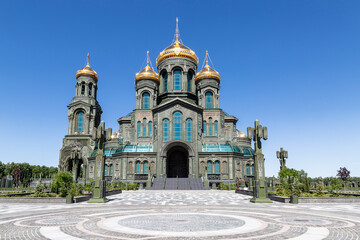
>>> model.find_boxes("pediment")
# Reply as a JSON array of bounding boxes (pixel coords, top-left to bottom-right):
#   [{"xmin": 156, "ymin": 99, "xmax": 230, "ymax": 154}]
[{"xmin": 153, "ymin": 97, "xmax": 203, "ymax": 114}]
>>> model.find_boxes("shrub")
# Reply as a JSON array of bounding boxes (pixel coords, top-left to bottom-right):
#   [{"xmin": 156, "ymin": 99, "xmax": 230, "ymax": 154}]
[
  {"xmin": 51, "ymin": 171, "xmax": 73, "ymax": 197},
  {"xmin": 68, "ymin": 183, "xmax": 84, "ymax": 196},
  {"xmin": 314, "ymin": 182, "xmax": 326, "ymax": 197}
]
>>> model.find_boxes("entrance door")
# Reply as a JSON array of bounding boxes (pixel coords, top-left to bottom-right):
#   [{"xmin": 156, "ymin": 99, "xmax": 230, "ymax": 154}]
[{"xmin": 167, "ymin": 147, "xmax": 189, "ymax": 178}]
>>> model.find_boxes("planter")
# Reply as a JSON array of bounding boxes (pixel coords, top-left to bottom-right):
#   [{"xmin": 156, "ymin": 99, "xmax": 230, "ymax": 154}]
[{"xmin": 290, "ymin": 195, "xmax": 298, "ymax": 204}]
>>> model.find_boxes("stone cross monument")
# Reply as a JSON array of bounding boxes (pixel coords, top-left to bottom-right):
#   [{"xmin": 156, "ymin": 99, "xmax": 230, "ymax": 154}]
[
  {"xmin": 88, "ymin": 121, "xmax": 112, "ymax": 203},
  {"xmin": 276, "ymin": 147, "xmax": 288, "ymax": 171},
  {"xmin": 247, "ymin": 120, "xmax": 272, "ymax": 203}
]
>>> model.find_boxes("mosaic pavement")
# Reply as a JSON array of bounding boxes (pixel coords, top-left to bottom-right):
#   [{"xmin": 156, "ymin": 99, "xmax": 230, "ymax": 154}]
[{"xmin": 0, "ymin": 190, "xmax": 360, "ymax": 239}]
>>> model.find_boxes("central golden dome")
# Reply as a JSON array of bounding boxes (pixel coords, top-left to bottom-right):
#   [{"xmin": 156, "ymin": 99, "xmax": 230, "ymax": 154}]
[{"xmin": 156, "ymin": 18, "xmax": 198, "ymax": 66}]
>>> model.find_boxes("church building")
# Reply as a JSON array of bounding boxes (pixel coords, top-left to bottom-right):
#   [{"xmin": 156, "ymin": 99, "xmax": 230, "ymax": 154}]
[{"xmin": 59, "ymin": 19, "xmax": 255, "ymax": 186}]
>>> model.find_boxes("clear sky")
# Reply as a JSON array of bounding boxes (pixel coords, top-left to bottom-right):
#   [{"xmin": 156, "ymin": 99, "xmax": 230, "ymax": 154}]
[{"xmin": 0, "ymin": 1, "xmax": 359, "ymax": 178}]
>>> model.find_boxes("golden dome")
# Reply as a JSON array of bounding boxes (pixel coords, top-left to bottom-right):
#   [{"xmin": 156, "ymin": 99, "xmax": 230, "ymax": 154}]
[
  {"xmin": 76, "ymin": 53, "xmax": 98, "ymax": 80},
  {"xmin": 156, "ymin": 18, "xmax": 198, "ymax": 66},
  {"xmin": 135, "ymin": 51, "xmax": 160, "ymax": 82},
  {"xmin": 236, "ymin": 130, "xmax": 247, "ymax": 138},
  {"xmin": 195, "ymin": 51, "xmax": 220, "ymax": 82}
]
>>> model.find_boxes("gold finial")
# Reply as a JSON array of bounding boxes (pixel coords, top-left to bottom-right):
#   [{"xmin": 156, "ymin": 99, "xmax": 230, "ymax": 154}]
[
  {"xmin": 146, "ymin": 51, "xmax": 150, "ymax": 65},
  {"xmin": 87, "ymin": 53, "xmax": 90, "ymax": 66},
  {"xmin": 205, "ymin": 50, "xmax": 209, "ymax": 65},
  {"xmin": 175, "ymin": 17, "xmax": 179, "ymax": 41}
]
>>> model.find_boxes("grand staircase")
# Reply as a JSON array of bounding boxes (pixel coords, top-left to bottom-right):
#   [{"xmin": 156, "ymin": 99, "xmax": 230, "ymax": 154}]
[{"xmin": 147, "ymin": 178, "xmax": 209, "ymax": 190}]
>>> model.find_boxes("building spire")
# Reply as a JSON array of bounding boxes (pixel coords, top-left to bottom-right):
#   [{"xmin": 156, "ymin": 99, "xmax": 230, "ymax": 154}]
[
  {"xmin": 146, "ymin": 51, "xmax": 150, "ymax": 66},
  {"xmin": 205, "ymin": 50, "xmax": 209, "ymax": 65},
  {"xmin": 175, "ymin": 17, "xmax": 179, "ymax": 42},
  {"xmin": 87, "ymin": 53, "xmax": 90, "ymax": 66}
]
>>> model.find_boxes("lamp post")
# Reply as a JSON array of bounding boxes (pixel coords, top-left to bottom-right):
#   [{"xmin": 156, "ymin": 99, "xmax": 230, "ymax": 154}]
[
  {"xmin": 247, "ymin": 120, "xmax": 272, "ymax": 203},
  {"xmin": 276, "ymin": 147, "xmax": 288, "ymax": 171},
  {"xmin": 88, "ymin": 121, "xmax": 112, "ymax": 203}
]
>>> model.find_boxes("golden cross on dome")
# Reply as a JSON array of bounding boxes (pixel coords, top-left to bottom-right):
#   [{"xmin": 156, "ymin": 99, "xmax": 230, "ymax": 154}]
[
  {"xmin": 175, "ymin": 17, "xmax": 179, "ymax": 41},
  {"xmin": 87, "ymin": 53, "xmax": 90, "ymax": 66},
  {"xmin": 205, "ymin": 50, "xmax": 209, "ymax": 65},
  {"xmin": 146, "ymin": 51, "xmax": 150, "ymax": 65}
]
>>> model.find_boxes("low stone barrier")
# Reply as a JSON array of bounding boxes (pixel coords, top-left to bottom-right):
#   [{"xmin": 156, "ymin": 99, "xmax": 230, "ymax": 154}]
[
  {"xmin": 235, "ymin": 189, "xmax": 360, "ymax": 203},
  {"xmin": 0, "ymin": 189, "xmax": 122, "ymax": 204}
]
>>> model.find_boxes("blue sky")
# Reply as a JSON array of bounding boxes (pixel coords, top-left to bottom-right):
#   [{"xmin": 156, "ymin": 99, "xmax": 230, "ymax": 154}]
[{"xmin": 0, "ymin": 1, "xmax": 359, "ymax": 177}]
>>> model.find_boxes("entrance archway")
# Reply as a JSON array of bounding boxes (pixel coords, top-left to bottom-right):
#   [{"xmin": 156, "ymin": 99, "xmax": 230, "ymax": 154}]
[{"xmin": 167, "ymin": 146, "xmax": 189, "ymax": 178}]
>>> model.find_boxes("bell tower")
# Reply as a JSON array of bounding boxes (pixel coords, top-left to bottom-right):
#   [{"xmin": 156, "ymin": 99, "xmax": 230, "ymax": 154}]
[{"xmin": 59, "ymin": 54, "xmax": 102, "ymax": 175}]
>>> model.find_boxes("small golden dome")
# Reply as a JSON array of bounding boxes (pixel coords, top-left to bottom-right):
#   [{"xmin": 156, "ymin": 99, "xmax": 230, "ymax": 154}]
[
  {"xmin": 135, "ymin": 51, "xmax": 160, "ymax": 82},
  {"xmin": 237, "ymin": 130, "xmax": 247, "ymax": 138},
  {"xmin": 156, "ymin": 18, "xmax": 198, "ymax": 66},
  {"xmin": 195, "ymin": 51, "xmax": 220, "ymax": 82},
  {"xmin": 76, "ymin": 53, "xmax": 98, "ymax": 80}
]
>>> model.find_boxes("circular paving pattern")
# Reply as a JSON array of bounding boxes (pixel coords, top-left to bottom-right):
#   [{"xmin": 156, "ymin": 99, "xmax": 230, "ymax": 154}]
[{"xmin": 0, "ymin": 191, "xmax": 360, "ymax": 239}]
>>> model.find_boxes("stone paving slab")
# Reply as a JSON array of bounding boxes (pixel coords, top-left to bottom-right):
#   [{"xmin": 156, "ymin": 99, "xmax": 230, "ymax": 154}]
[{"xmin": 0, "ymin": 190, "xmax": 359, "ymax": 239}]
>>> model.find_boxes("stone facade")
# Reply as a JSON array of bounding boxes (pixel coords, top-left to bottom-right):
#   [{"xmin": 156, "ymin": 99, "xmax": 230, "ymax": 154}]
[{"xmin": 59, "ymin": 23, "xmax": 255, "ymax": 183}]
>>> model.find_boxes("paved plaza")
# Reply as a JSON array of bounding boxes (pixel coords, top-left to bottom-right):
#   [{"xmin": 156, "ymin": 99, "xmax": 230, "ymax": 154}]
[{"xmin": 0, "ymin": 191, "xmax": 360, "ymax": 239}]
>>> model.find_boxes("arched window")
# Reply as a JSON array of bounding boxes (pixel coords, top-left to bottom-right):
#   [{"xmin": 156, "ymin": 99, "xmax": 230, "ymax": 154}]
[
  {"xmin": 136, "ymin": 161, "xmax": 141, "ymax": 174},
  {"xmin": 142, "ymin": 92, "xmax": 150, "ymax": 109},
  {"xmin": 149, "ymin": 121, "xmax": 152, "ymax": 137},
  {"xmin": 207, "ymin": 161, "xmax": 212, "ymax": 174},
  {"xmin": 173, "ymin": 111, "xmax": 182, "ymax": 140},
  {"xmin": 246, "ymin": 164, "xmax": 250, "ymax": 175},
  {"xmin": 163, "ymin": 72, "xmax": 168, "ymax": 92},
  {"xmin": 203, "ymin": 121, "xmax": 207, "ymax": 136},
  {"xmin": 251, "ymin": 165, "xmax": 255, "ymax": 175},
  {"xmin": 187, "ymin": 72, "xmax": 192, "ymax": 91},
  {"xmin": 137, "ymin": 121, "xmax": 141, "ymax": 137},
  {"xmin": 89, "ymin": 83, "xmax": 92, "ymax": 96},
  {"xmin": 143, "ymin": 118, "xmax": 147, "ymax": 137},
  {"xmin": 81, "ymin": 82, "xmax": 85, "ymax": 95},
  {"xmin": 215, "ymin": 161, "xmax": 220, "ymax": 174},
  {"xmin": 144, "ymin": 161, "xmax": 148, "ymax": 174},
  {"xmin": 104, "ymin": 165, "xmax": 108, "ymax": 176},
  {"xmin": 163, "ymin": 119, "xmax": 169, "ymax": 142},
  {"xmin": 209, "ymin": 118, "xmax": 213, "ymax": 136},
  {"xmin": 205, "ymin": 92, "xmax": 213, "ymax": 108},
  {"xmin": 110, "ymin": 164, "xmax": 113, "ymax": 176},
  {"xmin": 214, "ymin": 120, "xmax": 218, "ymax": 136},
  {"xmin": 173, "ymin": 70, "xmax": 182, "ymax": 90},
  {"xmin": 186, "ymin": 118, "xmax": 192, "ymax": 141},
  {"xmin": 77, "ymin": 112, "xmax": 84, "ymax": 132}
]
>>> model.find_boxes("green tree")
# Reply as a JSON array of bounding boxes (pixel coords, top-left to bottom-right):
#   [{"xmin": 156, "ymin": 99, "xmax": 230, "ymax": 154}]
[{"xmin": 51, "ymin": 171, "xmax": 73, "ymax": 197}]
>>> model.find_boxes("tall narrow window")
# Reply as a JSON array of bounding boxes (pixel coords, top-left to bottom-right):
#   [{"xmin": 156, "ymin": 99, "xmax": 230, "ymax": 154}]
[
  {"xmin": 104, "ymin": 165, "xmax": 108, "ymax": 176},
  {"xmin": 149, "ymin": 121, "xmax": 152, "ymax": 136},
  {"xmin": 215, "ymin": 161, "xmax": 220, "ymax": 174},
  {"xmin": 142, "ymin": 92, "xmax": 150, "ymax": 109},
  {"xmin": 207, "ymin": 161, "xmax": 212, "ymax": 174},
  {"xmin": 246, "ymin": 164, "xmax": 250, "ymax": 175},
  {"xmin": 173, "ymin": 111, "xmax": 182, "ymax": 140},
  {"xmin": 110, "ymin": 165, "xmax": 113, "ymax": 176},
  {"xmin": 143, "ymin": 118, "xmax": 147, "ymax": 137},
  {"xmin": 209, "ymin": 118, "xmax": 213, "ymax": 136},
  {"xmin": 205, "ymin": 92, "xmax": 213, "ymax": 108},
  {"xmin": 77, "ymin": 112, "xmax": 84, "ymax": 132},
  {"xmin": 137, "ymin": 121, "xmax": 141, "ymax": 137},
  {"xmin": 187, "ymin": 72, "xmax": 192, "ymax": 91},
  {"xmin": 251, "ymin": 165, "xmax": 255, "ymax": 175},
  {"xmin": 144, "ymin": 161, "xmax": 148, "ymax": 174},
  {"xmin": 89, "ymin": 83, "xmax": 92, "ymax": 96},
  {"xmin": 203, "ymin": 121, "xmax": 207, "ymax": 136},
  {"xmin": 214, "ymin": 120, "xmax": 218, "ymax": 136},
  {"xmin": 186, "ymin": 118, "xmax": 192, "ymax": 141},
  {"xmin": 136, "ymin": 161, "xmax": 140, "ymax": 174},
  {"xmin": 163, "ymin": 72, "xmax": 168, "ymax": 92},
  {"xmin": 163, "ymin": 119, "xmax": 169, "ymax": 142},
  {"xmin": 173, "ymin": 70, "xmax": 182, "ymax": 90},
  {"xmin": 81, "ymin": 82, "xmax": 85, "ymax": 95}
]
